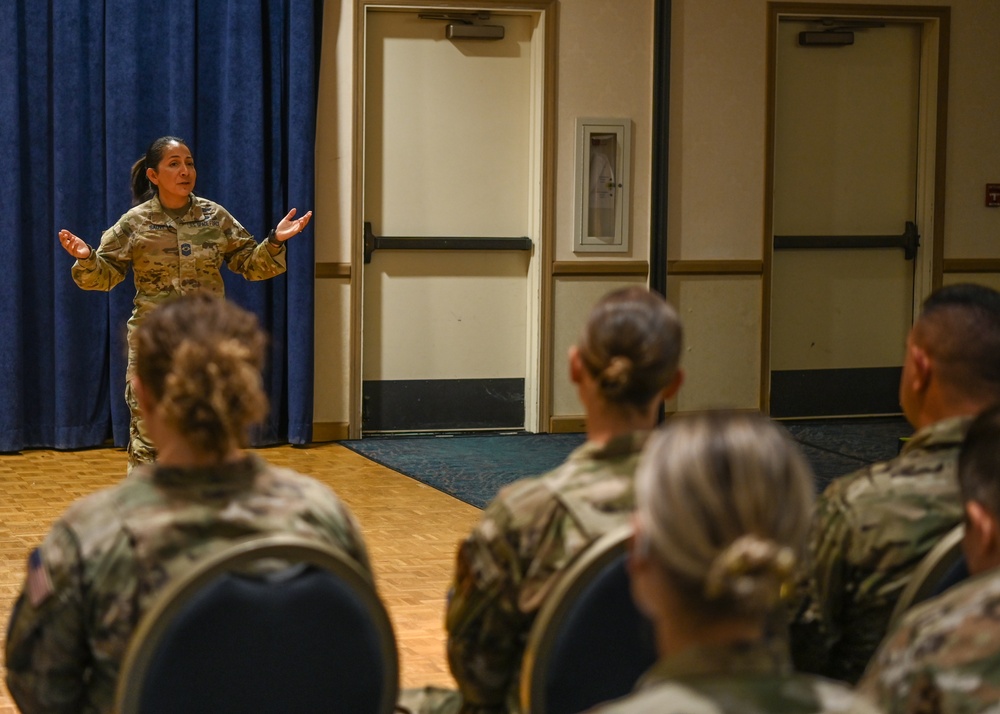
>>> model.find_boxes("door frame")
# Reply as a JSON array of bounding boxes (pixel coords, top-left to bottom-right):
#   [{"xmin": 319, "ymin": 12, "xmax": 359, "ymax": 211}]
[
  {"xmin": 349, "ymin": 0, "xmax": 557, "ymax": 438},
  {"xmin": 761, "ymin": 2, "xmax": 950, "ymax": 414}
]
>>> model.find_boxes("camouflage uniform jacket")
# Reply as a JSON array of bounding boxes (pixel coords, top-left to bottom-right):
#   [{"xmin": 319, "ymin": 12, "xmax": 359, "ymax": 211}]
[
  {"xmin": 71, "ymin": 194, "xmax": 286, "ymax": 348},
  {"xmin": 860, "ymin": 566, "xmax": 1000, "ymax": 712},
  {"xmin": 445, "ymin": 431, "xmax": 647, "ymax": 714},
  {"xmin": 4, "ymin": 453, "xmax": 370, "ymax": 714},
  {"xmin": 789, "ymin": 415, "xmax": 970, "ymax": 684},
  {"xmin": 583, "ymin": 640, "xmax": 881, "ymax": 714}
]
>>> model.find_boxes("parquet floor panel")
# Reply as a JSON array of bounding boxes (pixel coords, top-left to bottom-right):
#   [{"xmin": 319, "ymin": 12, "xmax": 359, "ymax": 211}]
[{"xmin": 0, "ymin": 443, "xmax": 481, "ymax": 712}]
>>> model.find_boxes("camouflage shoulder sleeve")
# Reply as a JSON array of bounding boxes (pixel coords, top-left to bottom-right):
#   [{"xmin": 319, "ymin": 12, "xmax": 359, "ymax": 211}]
[
  {"xmin": 857, "ymin": 621, "xmax": 916, "ymax": 714},
  {"xmin": 70, "ymin": 216, "xmax": 132, "ymax": 291},
  {"xmin": 445, "ymin": 480, "xmax": 551, "ymax": 711},
  {"xmin": 789, "ymin": 471, "xmax": 860, "ymax": 675},
  {"xmin": 859, "ymin": 573, "xmax": 1000, "ymax": 713},
  {"xmin": 5, "ymin": 522, "xmax": 89, "ymax": 714},
  {"xmin": 258, "ymin": 464, "xmax": 373, "ymax": 576},
  {"xmin": 216, "ymin": 205, "xmax": 287, "ymax": 280}
]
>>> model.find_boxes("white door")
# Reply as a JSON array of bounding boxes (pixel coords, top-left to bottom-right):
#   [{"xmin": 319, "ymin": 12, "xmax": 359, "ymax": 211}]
[
  {"xmin": 770, "ymin": 19, "xmax": 921, "ymax": 418},
  {"xmin": 361, "ymin": 10, "xmax": 538, "ymax": 433}
]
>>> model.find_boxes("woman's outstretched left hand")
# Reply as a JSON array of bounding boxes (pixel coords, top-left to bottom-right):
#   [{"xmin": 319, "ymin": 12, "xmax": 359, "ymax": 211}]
[{"xmin": 274, "ymin": 208, "xmax": 313, "ymax": 243}]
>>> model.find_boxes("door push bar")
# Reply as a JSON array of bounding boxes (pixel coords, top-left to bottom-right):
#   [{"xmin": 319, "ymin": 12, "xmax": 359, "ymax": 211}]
[
  {"xmin": 364, "ymin": 222, "xmax": 532, "ymax": 264},
  {"xmin": 774, "ymin": 221, "xmax": 920, "ymax": 260}
]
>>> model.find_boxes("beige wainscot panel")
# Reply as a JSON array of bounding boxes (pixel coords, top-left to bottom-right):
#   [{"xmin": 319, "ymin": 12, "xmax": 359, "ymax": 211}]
[
  {"xmin": 943, "ymin": 272, "xmax": 1000, "ymax": 292},
  {"xmin": 362, "ymin": 251, "xmax": 529, "ymax": 381},
  {"xmin": 667, "ymin": 275, "xmax": 761, "ymax": 412},
  {"xmin": 550, "ymin": 275, "xmax": 648, "ymax": 421},
  {"xmin": 313, "ymin": 278, "xmax": 352, "ymax": 441}
]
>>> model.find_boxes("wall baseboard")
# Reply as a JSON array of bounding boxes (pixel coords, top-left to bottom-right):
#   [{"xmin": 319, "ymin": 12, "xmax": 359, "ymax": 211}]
[
  {"xmin": 311, "ymin": 422, "xmax": 351, "ymax": 442},
  {"xmin": 363, "ymin": 379, "xmax": 525, "ymax": 432},
  {"xmin": 770, "ymin": 367, "xmax": 902, "ymax": 418},
  {"xmin": 549, "ymin": 415, "xmax": 586, "ymax": 433}
]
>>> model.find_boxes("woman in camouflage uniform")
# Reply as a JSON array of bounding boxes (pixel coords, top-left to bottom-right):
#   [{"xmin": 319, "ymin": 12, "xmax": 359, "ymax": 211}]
[
  {"xmin": 5, "ymin": 292, "xmax": 370, "ymax": 714},
  {"xmin": 400, "ymin": 286, "xmax": 685, "ymax": 714},
  {"xmin": 585, "ymin": 411, "xmax": 878, "ymax": 714},
  {"xmin": 56, "ymin": 135, "xmax": 312, "ymax": 468}
]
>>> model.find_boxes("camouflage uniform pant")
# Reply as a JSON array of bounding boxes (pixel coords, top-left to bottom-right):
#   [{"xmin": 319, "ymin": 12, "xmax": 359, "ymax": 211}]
[{"xmin": 125, "ymin": 351, "xmax": 156, "ymax": 470}]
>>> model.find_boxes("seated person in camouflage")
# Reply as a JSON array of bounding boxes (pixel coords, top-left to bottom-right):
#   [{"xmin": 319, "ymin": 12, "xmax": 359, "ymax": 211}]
[
  {"xmin": 585, "ymin": 411, "xmax": 880, "ymax": 714},
  {"xmin": 789, "ymin": 283, "xmax": 1000, "ymax": 683},
  {"xmin": 399, "ymin": 286, "xmax": 684, "ymax": 714},
  {"xmin": 5, "ymin": 293, "xmax": 371, "ymax": 714},
  {"xmin": 860, "ymin": 404, "xmax": 1000, "ymax": 711},
  {"xmin": 57, "ymin": 135, "xmax": 313, "ymax": 469}
]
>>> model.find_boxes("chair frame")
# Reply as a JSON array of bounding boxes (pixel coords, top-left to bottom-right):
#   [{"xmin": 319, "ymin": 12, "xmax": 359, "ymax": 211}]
[
  {"xmin": 519, "ymin": 523, "xmax": 638, "ymax": 714},
  {"xmin": 115, "ymin": 533, "xmax": 399, "ymax": 714},
  {"xmin": 888, "ymin": 522, "xmax": 965, "ymax": 629}
]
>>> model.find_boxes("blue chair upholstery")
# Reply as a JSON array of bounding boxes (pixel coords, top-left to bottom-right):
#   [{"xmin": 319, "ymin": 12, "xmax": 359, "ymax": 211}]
[
  {"xmin": 116, "ymin": 535, "xmax": 398, "ymax": 714},
  {"xmin": 520, "ymin": 525, "xmax": 657, "ymax": 714},
  {"xmin": 931, "ymin": 553, "xmax": 969, "ymax": 598}
]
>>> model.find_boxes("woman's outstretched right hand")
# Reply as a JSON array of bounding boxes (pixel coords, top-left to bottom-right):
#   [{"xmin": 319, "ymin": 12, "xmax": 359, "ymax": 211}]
[{"xmin": 58, "ymin": 230, "xmax": 92, "ymax": 260}]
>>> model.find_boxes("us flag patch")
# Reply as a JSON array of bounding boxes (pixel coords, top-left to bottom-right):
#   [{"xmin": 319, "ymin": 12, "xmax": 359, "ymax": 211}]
[{"xmin": 27, "ymin": 548, "xmax": 54, "ymax": 607}]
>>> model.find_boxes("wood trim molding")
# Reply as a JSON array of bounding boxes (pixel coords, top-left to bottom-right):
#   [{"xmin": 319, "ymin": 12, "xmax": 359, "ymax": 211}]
[
  {"xmin": 667, "ymin": 260, "xmax": 763, "ymax": 276},
  {"xmin": 942, "ymin": 259, "xmax": 1000, "ymax": 274},
  {"xmin": 351, "ymin": 0, "xmax": 367, "ymax": 439},
  {"xmin": 537, "ymin": 0, "xmax": 558, "ymax": 438},
  {"xmin": 311, "ymin": 422, "xmax": 351, "ymax": 443},
  {"xmin": 552, "ymin": 260, "xmax": 648, "ymax": 277},
  {"xmin": 315, "ymin": 262, "xmax": 352, "ymax": 279},
  {"xmin": 549, "ymin": 415, "xmax": 586, "ymax": 433}
]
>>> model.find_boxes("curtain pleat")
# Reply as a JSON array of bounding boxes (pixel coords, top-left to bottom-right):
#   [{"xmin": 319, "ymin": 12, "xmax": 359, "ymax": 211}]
[{"xmin": 0, "ymin": 0, "xmax": 320, "ymax": 452}]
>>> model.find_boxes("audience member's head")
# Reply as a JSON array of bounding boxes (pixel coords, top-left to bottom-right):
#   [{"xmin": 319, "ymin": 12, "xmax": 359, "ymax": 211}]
[
  {"xmin": 571, "ymin": 287, "xmax": 683, "ymax": 421},
  {"xmin": 958, "ymin": 405, "xmax": 1000, "ymax": 575},
  {"xmin": 631, "ymin": 411, "xmax": 814, "ymax": 641},
  {"xmin": 901, "ymin": 283, "xmax": 1000, "ymax": 428},
  {"xmin": 133, "ymin": 292, "xmax": 268, "ymax": 460}
]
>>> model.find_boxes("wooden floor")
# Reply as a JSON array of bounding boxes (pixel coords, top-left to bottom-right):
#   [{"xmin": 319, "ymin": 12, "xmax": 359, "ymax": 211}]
[{"xmin": 0, "ymin": 443, "xmax": 482, "ymax": 712}]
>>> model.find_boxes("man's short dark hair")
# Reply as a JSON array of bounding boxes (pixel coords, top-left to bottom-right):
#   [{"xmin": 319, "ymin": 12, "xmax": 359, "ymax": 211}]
[
  {"xmin": 958, "ymin": 405, "xmax": 1000, "ymax": 518},
  {"xmin": 916, "ymin": 283, "xmax": 1000, "ymax": 399}
]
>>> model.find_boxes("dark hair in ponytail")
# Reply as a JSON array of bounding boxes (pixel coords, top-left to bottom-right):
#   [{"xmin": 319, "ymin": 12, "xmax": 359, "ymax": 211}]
[{"xmin": 130, "ymin": 135, "xmax": 188, "ymax": 205}]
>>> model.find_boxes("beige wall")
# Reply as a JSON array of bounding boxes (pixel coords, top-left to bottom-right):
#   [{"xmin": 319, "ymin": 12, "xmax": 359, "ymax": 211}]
[
  {"xmin": 549, "ymin": 0, "xmax": 655, "ymax": 419},
  {"xmin": 313, "ymin": 0, "xmax": 1000, "ymax": 433},
  {"xmin": 668, "ymin": 0, "xmax": 1000, "ymax": 412},
  {"xmin": 312, "ymin": 2, "xmax": 354, "ymax": 431},
  {"xmin": 669, "ymin": 0, "xmax": 1000, "ymax": 262},
  {"xmin": 942, "ymin": 1, "xmax": 1000, "ymax": 259},
  {"xmin": 555, "ymin": 0, "xmax": 654, "ymax": 263},
  {"xmin": 314, "ymin": 1, "xmax": 657, "ymax": 432}
]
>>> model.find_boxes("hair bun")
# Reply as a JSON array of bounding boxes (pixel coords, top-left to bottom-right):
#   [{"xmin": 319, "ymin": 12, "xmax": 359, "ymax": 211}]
[
  {"xmin": 703, "ymin": 534, "xmax": 796, "ymax": 609},
  {"xmin": 599, "ymin": 355, "xmax": 633, "ymax": 395}
]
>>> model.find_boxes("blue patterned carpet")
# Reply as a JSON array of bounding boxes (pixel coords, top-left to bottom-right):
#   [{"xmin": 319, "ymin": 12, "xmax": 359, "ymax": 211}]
[
  {"xmin": 340, "ymin": 433, "xmax": 587, "ymax": 508},
  {"xmin": 339, "ymin": 416, "xmax": 912, "ymax": 509}
]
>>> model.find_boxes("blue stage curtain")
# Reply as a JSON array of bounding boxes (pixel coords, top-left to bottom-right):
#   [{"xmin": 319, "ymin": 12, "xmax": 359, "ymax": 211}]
[{"xmin": 0, "ymin": 0, "xmax": 320, "ymax": 452}]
